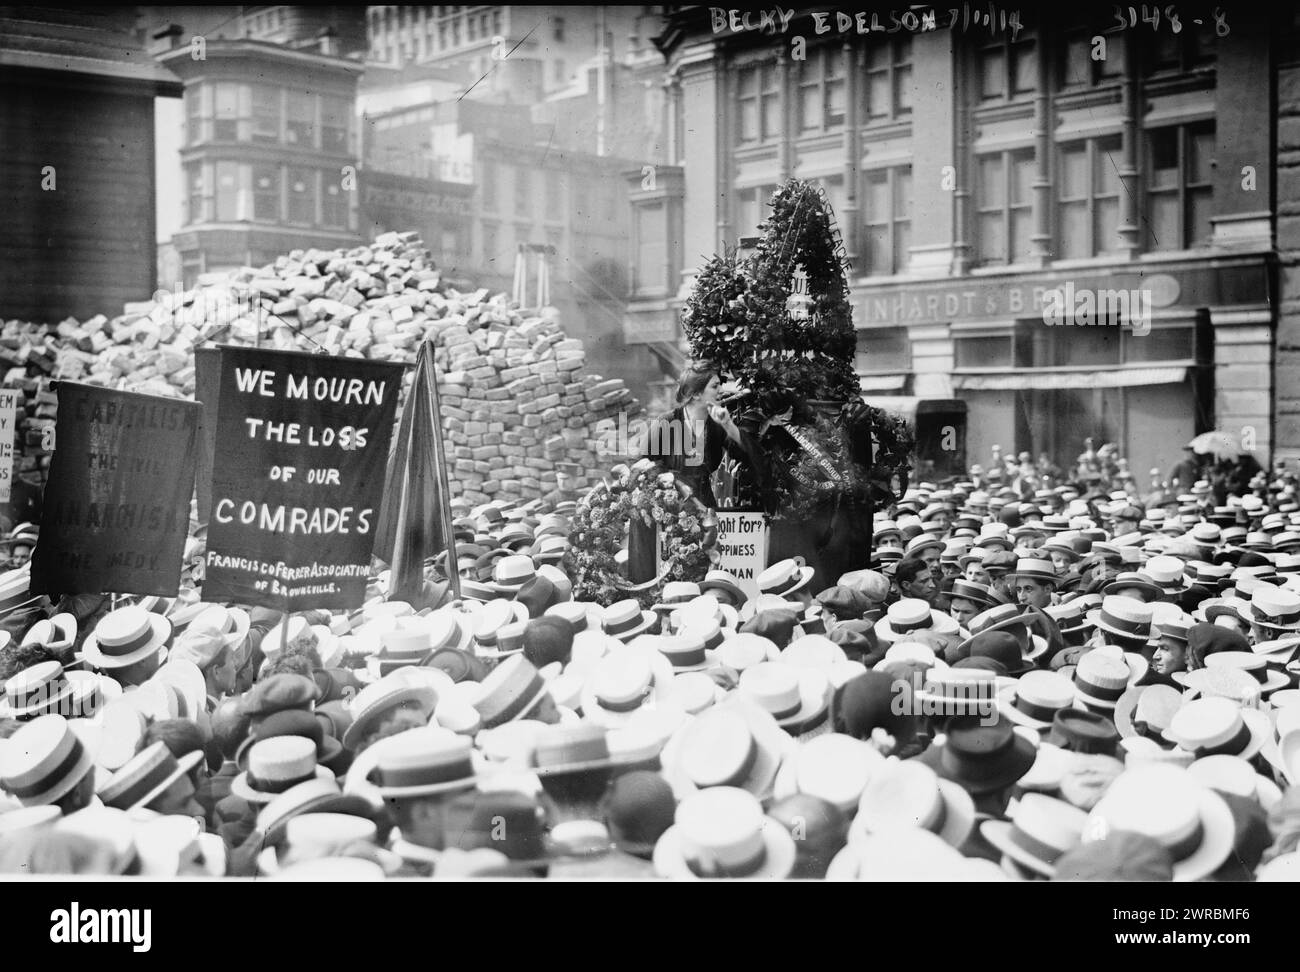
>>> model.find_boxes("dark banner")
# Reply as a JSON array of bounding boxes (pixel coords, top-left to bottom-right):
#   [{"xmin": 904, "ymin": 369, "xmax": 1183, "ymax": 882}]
[
  {"xmin": 193, "ymin": 346, "xmax": 222, "ymax": 524},
  {"xmin": 201, "ymin": 347, "xmax": 403, "ymax": 611},
  {"xmin": 31, "ymin": 383, "xmax": 200, "ymax": 598}
]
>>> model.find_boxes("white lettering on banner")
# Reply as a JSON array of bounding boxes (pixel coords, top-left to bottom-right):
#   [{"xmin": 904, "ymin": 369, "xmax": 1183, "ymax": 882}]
[
  {"xmin": 0, "ymin": 389, "xmax": 17, "ymax": 503},
  {"xmin": 715, "ymin": 511, "xmax": 769, "ymax": 601}
]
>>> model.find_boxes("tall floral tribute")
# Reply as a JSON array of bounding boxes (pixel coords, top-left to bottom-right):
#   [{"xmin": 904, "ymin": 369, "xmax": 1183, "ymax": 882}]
[{"xmin": 681, "ymin": 179, "xmax": 914, "ymax": 519}]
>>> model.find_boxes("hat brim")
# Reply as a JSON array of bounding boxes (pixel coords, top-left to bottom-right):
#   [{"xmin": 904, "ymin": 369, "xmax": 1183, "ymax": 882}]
[
  {"xmin": 996, "ymin": 686, "xmax": 1065, "ymax": 732},
  {"xmin": 603, "ymin": 613, "xmax": 657, "ymax": 643},
  {"xmin": 874, "ymin": 611, "xmax": 960, "ymax": 645},
  {"xmin": 699, "ymin": 579, "xmax": 748, "ymax": 605},
  {"xmin": 652, "ymin": 818, "xmax": 797, "ymax": 880},
  {"xmin": 12, "ymin": 741, "xmax": 97, "ymax": 808},
  {"xmin": 342, "ymin": 685, "xmax": 438, "ymax": 751},
  {"xmin": 81, "ymin": 614, "xmax": 171, "ymax": 669},
  {"xmin": 119, "ymin": 750, "xmax": 205, "ymax": 811},
  {"xmin": 368, "ymin": 772, "xmax": 479, "ymax": 799},
  {"xmin": 230, "ymin": 765, "xmax": 335, "ymax": 804},
  {"xmin": 981, "ymin": 819, "xmax": 1070, "ymax": 878},
  {"xmin": 930, "ymin": 731, "xmax": 1038, "ymax": 795},
  {"xmin": 760, "ymin": 566, "xmax": 816, "ymax": 600}
]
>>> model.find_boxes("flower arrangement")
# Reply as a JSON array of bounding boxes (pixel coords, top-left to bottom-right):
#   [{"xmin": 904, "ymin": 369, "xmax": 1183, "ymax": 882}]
[{"xmin": 562, "ymin": 461, "xmax": 719, "ymax": 608}]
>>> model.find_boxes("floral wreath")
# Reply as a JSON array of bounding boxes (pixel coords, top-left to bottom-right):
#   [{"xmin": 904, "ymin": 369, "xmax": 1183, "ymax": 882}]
[{"xmin": 562, "ymin": 459, "xmax": 720, "ymax": 609}]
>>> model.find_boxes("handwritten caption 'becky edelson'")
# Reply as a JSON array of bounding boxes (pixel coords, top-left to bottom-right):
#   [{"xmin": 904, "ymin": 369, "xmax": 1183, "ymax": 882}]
[
  {"xmin": 202, "ymin": 347, "xmax": 402, "ymax": 611},
  {"xmin": 710, "ymin": 4, "xmax": 1023, "ymax": 38}
]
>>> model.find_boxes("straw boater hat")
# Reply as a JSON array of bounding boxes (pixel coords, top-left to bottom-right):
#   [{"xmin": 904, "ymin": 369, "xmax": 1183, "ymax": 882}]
[
  {"xmin": 342, "ymin": 669, "xmax": 443, "ymax": 751},
  {"xmin": 851, "ymin": 758, "xmax": 975, "ymax": 850},
  {"xmin": 98, "ymin": 741, "xmax": 203, "ymax": 812},
  {"xmin": 1249, "ymin": 587, "xmax": 1300, "ymax": 634},
  {"xmin": 80, "ymin": 606, "xmax": 171, "ymax": 670},
  {"xmin": 580, "ymin": 648, "xmax": 670, "ymax": 729},
  {"xmin": 21, "ymin": 614, "xmax": 77, "ymax": 653},
  {"xmin": 1162, "ymin": 696, "xmax": 1270, "ymax": 762},
  {"xmin": 0, "ymin": 715, "xmax": 96, "ymax": 807},
  {"xmin": 1087, "ymin": 596, "xmax": 1154, "ymax": 644},
  {"xmin": 981, "ymin": 793, "xmax": 1089, "ymax": 878},
  {"xmin": 367, "ymin": 728, "xmax": 479, "ymax": 797},
  {"xmin": 531, "ymin": 723, "xmax": 617, "ymax": 778},
  {"xmin": 473, "ymin": 655, "xmax": 553, "ymax": 730},
  {"xmin": 652, "ymin": 786, "xmax": 797, "ymax": 880},
  {"xmin": 997, "ymin": 670, "xmax": 1077, "ymax": 731},
  {"xmin": 1202, "ymin": 651, "xmax": 1291, "ymax": 694},
  {"xmin": 0, "ymin": 662, "xmax": 78, "ymax": 721},
  {"xmin": 231, "ymin": 736, "xmax": 335, "ymax": 804},
  {"xmin": 699, "ymin": 569, "xmax": 748, "ymax": 606},
  {"xmin": 651, "ymin": 582, "xmax": 703, "ymax": 615},
  {"xmin": 770, "ymin": 733, "xmax": 882, "ymax": 816},
  {"xmin": 601, "ymin": 599, "xmax": 657, "ymax": 643},
  {"xmin": 661, "ymin": 696, "xmax": 791, "ymax": 801},
  {"xmin": 874, "ymin": 599, "xmax": 960, "ymax": 644},
  {"xmin": 256, "ymin": 777, "xmax": 346, "ymax": 844},
  {"xmin": 1084, "ymin": 764, "xmax": 1234, "ymax": 881},
  {"xmin": 757, "ymin": 559, "xmax": 816, "ymax": 600},
  {"xmin": 490, "ymin": 554, "xmax": 538, "ymax": 594},
  {"xmin": 737, "ymin": 663, "xmax": 831, "ymax": 738},
  {"xmin": 1010, "ymin": 558, "xmax": 1058, "ymax": 586}
]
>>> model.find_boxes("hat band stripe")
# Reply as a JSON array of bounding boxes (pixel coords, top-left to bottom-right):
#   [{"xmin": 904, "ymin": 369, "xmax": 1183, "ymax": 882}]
[
  {"xmin": 6, "ymin": 736, "xmax": 85, "ymax": 799},
  {"xmin": 248, "ymin": 768, "xmax": 316, "ymax": 794},
  {"xmin": 893, "ymin": 616, "xmax": 934, "ymax": 635},
  {"xmin": 716, "ymin": 736, "xmax": 759, "ymax": 790},
  {"xmin": 99, "ymin": 623, "xmax": 158, "ymax": 658},
  {"xmin": 488, "ymin": 672, "xmax": 548, "ymax": 726},
  {"xmin": 1163, "ymin": 821, "xmax": 1205, "ymax": 864},
  {"xmin": 703, "ymin": 630, "xmax": 725, "ymax": 652},
  {"xmin": 1098, "ymin": 611, "xmax": 1150, "ymax": 637},
  {"xmin": 1189, "ymin": 721, "xmax": 1253, "ymax": 759},
  {"xmin": 9, "ymin": 677, "xmax": 70, "ymax": 712},
  {"xmin": 1073, "ymin": 675, "xmax": 1127, "ymax": 703},
  {"xmin": 923, "ymin": 798, "xmax": 948, "ymax": 836},
  {"xmin": 665, "ymin": 647, "xmax": 706, "ymax": 668},
  {"xmin": 1006, "ymin": 825, "xmax": 1069, "ymax": 867},
  {"xmin": 686, "ymin": 844, "xmax": 767, "ymax": 878},
  {"xmin": 1255, "ymin": 608, "xmax": 1300, "ymax": 627},
  {"xmin": 1014, "ymin": 696, "xmax": 1063, "ymax": 723},
  {"xmin": 598, "ymin": 685, "xmax": 653, "ymax": 713},
  {"xmin": 767, "ymin": 698, "xmax": 803, "ymax": 720},
  {"xmin": 373, "ymin": 757, "xmax": 473, "ymax": 789},
  {"xmin": 434, "ymin": 620, "xmax": 464, "ymax": 652},
  {"xmin": 105, "ymin": 754, "xmax": 180, "ymax": 809},
  {"xmin": 604, "ymin": 613, "xmax": 647, "ymax": 636}
]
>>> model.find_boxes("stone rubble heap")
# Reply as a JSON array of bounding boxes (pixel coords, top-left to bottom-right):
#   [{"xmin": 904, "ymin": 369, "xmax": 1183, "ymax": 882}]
[{"xmin": 2, "ymin": 231, "xmax": 640, "ymax": 506}]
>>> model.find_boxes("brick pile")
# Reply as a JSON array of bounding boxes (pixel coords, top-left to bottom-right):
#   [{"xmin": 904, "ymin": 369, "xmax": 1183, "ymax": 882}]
[{"xmin": 1, "ymin": 231, "xmax": 641, "ymax": 507}]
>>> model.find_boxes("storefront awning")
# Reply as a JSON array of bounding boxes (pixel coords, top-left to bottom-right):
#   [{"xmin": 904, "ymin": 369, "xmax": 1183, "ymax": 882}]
[
  {"xmin": 951, "ymin": 366, "xmax": 1188, "ymax": 392},
  {"xmin": 858, "ymin": 374, "xmax": 908, "ymax": 392}
]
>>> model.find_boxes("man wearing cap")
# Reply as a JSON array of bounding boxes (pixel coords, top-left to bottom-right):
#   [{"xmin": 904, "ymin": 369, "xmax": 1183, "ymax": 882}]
[{"xmin": 1010, "ymin": 558, "xmax": 1058, "ymax": 611}]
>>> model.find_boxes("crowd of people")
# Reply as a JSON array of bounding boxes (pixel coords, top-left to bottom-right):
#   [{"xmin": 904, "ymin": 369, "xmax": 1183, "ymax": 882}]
[{"xmin": 0, "ymin": 440, "xmax": 1298, "ymax": 882}]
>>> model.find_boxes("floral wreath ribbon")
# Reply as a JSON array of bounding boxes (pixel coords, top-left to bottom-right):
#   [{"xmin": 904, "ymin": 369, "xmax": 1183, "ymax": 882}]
[{"xmin": 782, "ymin": 423, "xmax": 848, "ymax": 493}]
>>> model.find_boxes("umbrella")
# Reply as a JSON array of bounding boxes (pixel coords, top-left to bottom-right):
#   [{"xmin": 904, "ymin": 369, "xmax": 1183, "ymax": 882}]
[{"xmin": 1187, "ymin": 431, "xmax": 1241, "ymax": 462}]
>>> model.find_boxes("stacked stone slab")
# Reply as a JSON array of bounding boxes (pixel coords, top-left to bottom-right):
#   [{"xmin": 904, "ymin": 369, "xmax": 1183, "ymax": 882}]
[{"xmin": 1, "ymin": 231, "xmax": 640, "ymax": 507}]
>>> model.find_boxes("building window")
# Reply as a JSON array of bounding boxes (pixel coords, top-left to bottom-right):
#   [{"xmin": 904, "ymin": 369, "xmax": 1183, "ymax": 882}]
[
  {"xmin": 515, "ymin": 169, "xmax": 531, "ymax": 218},
  {"xmin": 213, "ymin": 82, "xmax": 244, "ymax": 141},
  {"xmin": 856, "ymin": 328, "xmax": 912, "ymax": 374},
  {"xmin": 185, "ymin": 164, "xmax": 206, "ymax": 224},
  {"xmin": 482, "ymin": 222, "xmax": 500, "ymax": 266},
  {"xmin": 251, "ymin": 85, "xmax": 280, "ymax": 144},
  {"xmin": 482, "ymin": 161, "xmax": 497, "ymax": 212},
  {"xmin": 545, "ymin": 170, "xmax": 562, "ymax": 220},
  {"xmin": 1057, "ymin": 136, "xmax": 1122, "ymax": 258},
  {"xmin": 321, "ymin": 95, "xmax": 350, "ymax": 154},
  {"xmin": 797, "ymin": 47, "xmax": 846, "ymax": 134},
  {"xmin": 736, "ymin": 61, "xmax": 780, "ymax": 144},
  {"xmin": 1145, "ymin": 123, "xmax": 1215, "ymax": 251},
  {"xmin": 321, "ymin": 174, "xmax": 348, "ymax": 229},
  {"xmin": 185, "ymin": 86, "xmax": 208, "ymax": 145},
  {"xmin": 864, "ymin": 167, "xmax": 912, "ymax": 276},
  {"xmin": 287, "ymin": 167, "xmax": 316, "ymax": 224},
  {"xmin": 214, "ymin": 161, "xmax": 241, "ymax": 222},
  {"xmin": 865, "ymin": 37, "xmax": 912, "ymax": 122},
  {"xmin": 976, "ymin": 149, "xmax": 1035, "ymax": 265},
  {"xmin": 286, "ymin": 90, "xmax": 316, "ymax": 148},
  {"xmin": 1141, "ymin": 27, "xmax": 1216, "ymax": 75},
  {"xmin": 553, "ymin": 16, "xmax": 564, "ymax": 41},
  {"xmin": 978, "ymin": 32, "xmax": 1037, "ymax": 101},
  {"xmin": 252, "ymin": 164, "xmax": 280, "ymax": 222},
  {"xmin": 634, "ymin": 203, "xmax": 667, "ymax": 296},
  {"xmin": 736, "ymin": 184, "xmax": 777, "ymax": 237},
  {"xmin": 1059, "ymin": 29, "xmax": 1125, "ymax": 87}
]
